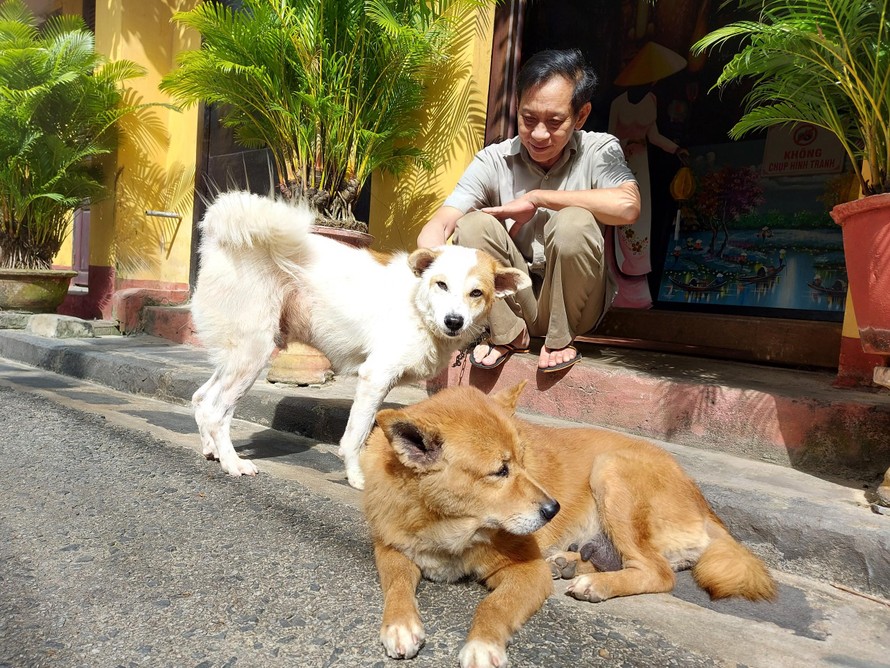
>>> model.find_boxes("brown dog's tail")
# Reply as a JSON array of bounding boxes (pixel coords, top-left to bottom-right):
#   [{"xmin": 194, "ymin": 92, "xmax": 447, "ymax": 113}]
[{"xmin": 692, "ymin": 520, "xmax": 777, "ymax": 601}]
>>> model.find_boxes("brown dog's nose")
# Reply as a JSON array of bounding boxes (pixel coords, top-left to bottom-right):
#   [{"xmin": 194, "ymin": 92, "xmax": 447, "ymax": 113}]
[{"xmin": 540, "ymin": 499, "xmax": 560, "ymax": 521}]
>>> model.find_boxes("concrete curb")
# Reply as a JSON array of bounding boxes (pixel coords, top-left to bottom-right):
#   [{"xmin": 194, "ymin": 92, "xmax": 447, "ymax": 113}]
[
  {"xmin": 446, "ymin": 345, "xmax": 890, "ymax": 482},
  {"xmin": 0, "ymin": 328, "xmax": 888, "ymax": 599}
]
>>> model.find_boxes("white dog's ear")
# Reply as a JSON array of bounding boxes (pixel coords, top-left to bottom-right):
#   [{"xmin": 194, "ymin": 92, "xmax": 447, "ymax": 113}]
[
  {"xmin": 494, "ymin": 266, "xmax": 532, "ymax": 298},
  {"xmin": 492, "ymin": 380, "xmax": 527, "ymax": 414},
  {"xmin": 407, "ymin": 248, "xmax": 440, "ymax": 277},
  {"xmin": 376, "ymin": 410, "xmax": 443, "ymax": 470}
]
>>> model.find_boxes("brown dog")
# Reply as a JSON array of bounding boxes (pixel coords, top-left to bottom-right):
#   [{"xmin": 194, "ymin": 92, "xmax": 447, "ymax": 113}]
[{"xmin": 361, "ymin": 382, "xmax": 776, "ymax": 668}]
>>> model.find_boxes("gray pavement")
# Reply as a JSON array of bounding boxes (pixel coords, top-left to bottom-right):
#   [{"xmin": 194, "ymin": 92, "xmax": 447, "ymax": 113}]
[
  {"xmin": 0, "ymin": 324, "xmax": 888, "ymax": 603},
  {"xmin": 2, "ymin": 361, "xmax": 890, "ymax": 668}
]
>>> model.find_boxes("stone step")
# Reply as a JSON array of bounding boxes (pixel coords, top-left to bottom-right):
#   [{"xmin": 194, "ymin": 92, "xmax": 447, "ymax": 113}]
[
  {"xmin": 440, "ymin": 340, "xmax": 890, "ymax": 483},
  {"xmin": 138, "ymin": 303, "xmax": 890, "ymax": 483}
]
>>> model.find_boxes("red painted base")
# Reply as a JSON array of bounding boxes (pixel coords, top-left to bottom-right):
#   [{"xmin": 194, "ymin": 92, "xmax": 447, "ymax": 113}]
[
  {"xmin": 112, "ymin": 287, "xmax": 190, "ymax": 334},
  {"xmin": 834, "ymin": 335, "xmax": 889, "ymax": 388},
  {"xmin": 57, "ymin": 265, "xmax": 191, "ymax": 329},
  {"xmin": 58, "ymin": 265, "xmax": 115, "ymax": 319}
]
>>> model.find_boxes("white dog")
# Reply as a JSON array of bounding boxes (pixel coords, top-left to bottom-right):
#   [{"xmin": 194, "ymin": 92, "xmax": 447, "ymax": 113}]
[{"xmin": 190, "ymin": 191, "xmax": 530, "ymax": 489}]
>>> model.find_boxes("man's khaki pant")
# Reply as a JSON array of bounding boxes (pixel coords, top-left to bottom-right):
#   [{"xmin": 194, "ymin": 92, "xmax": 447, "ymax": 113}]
[{"xmin": 453, "ymin": 207, "xmax": 613, "ymax": 350}]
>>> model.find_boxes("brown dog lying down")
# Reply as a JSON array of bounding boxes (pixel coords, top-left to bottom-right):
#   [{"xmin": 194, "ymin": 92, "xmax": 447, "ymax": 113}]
[{"xmin": 361, "ymin": 382, "xmax": 776, "ymax": 668}]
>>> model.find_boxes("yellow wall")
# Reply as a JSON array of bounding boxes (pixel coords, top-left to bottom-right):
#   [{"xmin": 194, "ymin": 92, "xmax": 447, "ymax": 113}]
[
  {"xmin": 51, "ymin": 1, "xmax": 493, "ymax": 272},
  {"xmin": 90, "ymin": 0, "xmax": 200, "ymax": 285},
  {"xmin": 842, "ymin": 292, "xmax": 859, "ymax": 337},
  {"xmin": 368, "ymin": 7, "xmax": 495, "ymax": 251},
  {"xmin": 44, "ymin": 0, "xmax": 81, "ymax": 267}
]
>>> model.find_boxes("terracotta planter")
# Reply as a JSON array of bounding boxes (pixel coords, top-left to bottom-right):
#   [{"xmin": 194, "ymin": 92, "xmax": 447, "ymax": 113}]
[
  {"xmin": 831, "ymin": 193, "xmax": 890, "ymax": 354},
  {"xmin": 309, "ymin": 224, "xmax": 374, "ymax": 249},
  {"xmin": 267, "ymin": 341, "xmax": 335, "ymax": 386},
  {"xmin": 0, "ymin": 268, "xmax": 77, "ymax": 313},
  {"xmin": 267, "ymin": 225, "xmax": 373, "ymax": 384}
]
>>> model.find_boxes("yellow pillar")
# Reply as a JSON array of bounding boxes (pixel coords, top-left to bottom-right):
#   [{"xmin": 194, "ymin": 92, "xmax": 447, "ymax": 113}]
[
  {"xmin": 91, "ymin": 0, "xmax": 200, "ymax": 290},
  {"xmin": 368, "ymin": 6, "xmax": 496, "ymax": 251}
]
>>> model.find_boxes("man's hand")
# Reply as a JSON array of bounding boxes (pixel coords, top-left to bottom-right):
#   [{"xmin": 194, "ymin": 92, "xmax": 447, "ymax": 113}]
[
  {"xmin": 481, "ymin": 194, "xmax": 538, "ymax": 238},
  {"xmin": 417, "ymin": 206, "xmax": 463, "ymax": 248}
]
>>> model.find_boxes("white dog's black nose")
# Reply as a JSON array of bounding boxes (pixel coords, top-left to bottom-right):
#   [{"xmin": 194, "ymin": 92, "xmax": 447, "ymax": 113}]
[
  {"xmin": 540, "ymin": 499, "xmax": 560, "ymax": 522},
  {"xmin": 444, "ymin": 313, "xmax": 464, "ymax": 332}
]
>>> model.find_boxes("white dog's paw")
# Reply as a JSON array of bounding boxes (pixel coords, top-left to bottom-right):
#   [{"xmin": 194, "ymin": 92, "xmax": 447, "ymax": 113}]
[
  {"xmin": 202, "ymin": 442, "xmax": 219, "ymax": 460},
  {"xmin": 380, "ymin": 620, "xmax": 425, "ymax": 659},
  {"xmin": 459, "ymin": 640, "xmax": 508, "ymax": 668},
  {"xmin": 566, "ymin": 574, "xmax": 607, "ymax": 602},
  {"xmin": 345, "ymin": 461, "xmax": 365, "ymax": 490},
  {"xmin": 219, "ymin": 455, "xmax": 259, "ymax": 477}
]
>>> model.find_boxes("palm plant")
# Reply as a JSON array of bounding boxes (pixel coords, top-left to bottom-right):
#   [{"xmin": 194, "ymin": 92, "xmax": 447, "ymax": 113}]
[
  {"xmin": 693, "ymin": 0, "xmax": 890, "ymax": 196},
  {"xmin": 0, "ymin": 0, "xmax": 145, "ymax": 270},
  {"xmin": 160, "ymin": 0, "xmax": 486, "ymax": 229}
]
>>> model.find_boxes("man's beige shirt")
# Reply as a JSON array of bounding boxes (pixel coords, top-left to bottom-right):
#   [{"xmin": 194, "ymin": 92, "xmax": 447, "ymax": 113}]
[{"xmin": 444, "ymin": 130, "xmax": 636, "ymax": 270}]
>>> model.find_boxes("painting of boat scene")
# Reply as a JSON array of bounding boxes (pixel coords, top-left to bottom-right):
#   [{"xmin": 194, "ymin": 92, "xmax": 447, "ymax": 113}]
[{"xmin": 655, "ymin": 137, "xmax": 850, "ymax": 321}]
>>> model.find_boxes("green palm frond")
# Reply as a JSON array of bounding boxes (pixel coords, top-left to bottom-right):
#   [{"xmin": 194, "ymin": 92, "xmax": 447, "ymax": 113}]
[
  {"xmin": 0, "ymin": 0, "xmax": 35, "ymax": 31},
  {"xmin": 694, "ymin": 0, "xmax": 890, "ymax": 195},
  {"xmin": 0, "ymin": 0, "xmax": 147, "ymax": 269},
  {"xmin": 160, "ymin": 0, "xmax": 490, "ymax": 222}
]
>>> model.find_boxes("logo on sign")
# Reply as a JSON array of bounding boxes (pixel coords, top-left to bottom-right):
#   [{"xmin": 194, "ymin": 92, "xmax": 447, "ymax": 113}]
[{"xmin": 792, "ymin": 124, "xmax": 818, "ymax": 147}]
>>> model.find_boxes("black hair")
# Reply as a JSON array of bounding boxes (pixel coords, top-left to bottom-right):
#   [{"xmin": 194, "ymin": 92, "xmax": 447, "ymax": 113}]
[{"xmin": 516, "ymin": 49, "xmax": 598, "ymax": 114}]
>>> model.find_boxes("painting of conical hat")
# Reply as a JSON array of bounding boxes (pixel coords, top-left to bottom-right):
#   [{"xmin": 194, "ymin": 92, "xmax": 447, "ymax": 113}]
[{"xmin": 614, "ymin": 42, "xmax": 687, "ymax": 86}]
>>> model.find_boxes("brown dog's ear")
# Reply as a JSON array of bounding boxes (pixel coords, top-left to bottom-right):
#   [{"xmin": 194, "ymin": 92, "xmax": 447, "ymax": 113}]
[
  {"xmin": 407, "ymin": 248, "xmax": 440, "ymax": 277},
  {"xmin": 494, "ymin": 266, "xmax": 532, "ymax": 298},
  {"xmin": 374, "ymin": 408, "xmax": 399, "ymax": 430},
  {"xmin": 492, "ymin": 380, "xmax": 527, "ymax": 414},
  {"xmin": 376, "ymin": 410, "xmax": 443, "ymax": 470}
]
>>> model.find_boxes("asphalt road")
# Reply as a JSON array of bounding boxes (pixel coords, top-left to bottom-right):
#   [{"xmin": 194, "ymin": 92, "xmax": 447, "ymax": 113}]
[{"xmin": 0, "ymin": 360, "xmax": 888, "ymax": 668}]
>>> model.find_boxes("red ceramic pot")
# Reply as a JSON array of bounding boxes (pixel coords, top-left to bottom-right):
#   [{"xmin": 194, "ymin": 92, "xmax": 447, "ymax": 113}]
[{"xmin": 831, "ymin": 193, "xmax": 890, "ymax": 354}]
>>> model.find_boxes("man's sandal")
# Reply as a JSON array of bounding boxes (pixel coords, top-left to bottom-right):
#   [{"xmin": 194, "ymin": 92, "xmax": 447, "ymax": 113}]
[
  {"xmin": 539, "ymin": 346, "xmax": 582, "ymax": 373},
  {"xmin": 469, "ymin": 342, "xmax": 531, "ymax": 370}
]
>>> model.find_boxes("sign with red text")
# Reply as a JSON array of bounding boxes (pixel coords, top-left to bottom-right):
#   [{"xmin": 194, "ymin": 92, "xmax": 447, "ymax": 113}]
[{"xmin": 762, "ymin": 123, "xmax": 846, "ymax": 176}]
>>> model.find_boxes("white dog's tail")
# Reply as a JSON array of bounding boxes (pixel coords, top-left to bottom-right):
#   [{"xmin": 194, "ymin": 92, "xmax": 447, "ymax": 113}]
[{"xmin": 199, "ymin": 191, "xmax": 313, "ymax": 255}]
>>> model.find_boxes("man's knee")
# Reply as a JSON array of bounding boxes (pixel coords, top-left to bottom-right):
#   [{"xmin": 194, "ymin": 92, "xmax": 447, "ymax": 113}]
[
  {"xmin": 547, "ymin": 207, "xmax": 604, "ymax": 254},
  {"xmin": 454, "ymin": 210, "xmax": 504, "ymax": 247}
]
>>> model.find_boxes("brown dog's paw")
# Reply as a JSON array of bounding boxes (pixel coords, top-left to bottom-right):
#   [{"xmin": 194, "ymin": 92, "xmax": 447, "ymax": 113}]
[
  {"xmin": 566, "ymin": 574, "xmax": 608, "ymax": 603},
  {"xmin": 546, "ymin": 551, "xmax": 579, "ymax": 580},
  {"xmin": 380, "ymin": 619, "xmax": 425, "ymax": 659},
  {"xmin": 459, "ymin": 639, "xmax": 507, "ymax": 668}
]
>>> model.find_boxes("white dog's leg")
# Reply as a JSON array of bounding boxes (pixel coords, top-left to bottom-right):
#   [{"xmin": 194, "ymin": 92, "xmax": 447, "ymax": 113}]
[
  {"xmin": 192, "ymin": 371, "xmax": 221, "ymax": 459},
  {"xmin": 339, "ymin": 370, "xmax": 395, "ymax": 490},
  {"xmin": 196, "ymin": 354, "xmax": 270, "ymax": 477}
]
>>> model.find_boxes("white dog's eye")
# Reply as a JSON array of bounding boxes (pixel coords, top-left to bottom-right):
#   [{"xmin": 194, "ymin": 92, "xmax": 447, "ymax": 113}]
[
  {"xmin": 436, "ymin": 281, "xmax": 448, "ymax": 291},
  {"xmin": 469, "ymin": 288, "xmax": 483, "ymax": 298},
  {"xmin": 491, "ymin": 463, "xmax": 509, "ymax": 478}
]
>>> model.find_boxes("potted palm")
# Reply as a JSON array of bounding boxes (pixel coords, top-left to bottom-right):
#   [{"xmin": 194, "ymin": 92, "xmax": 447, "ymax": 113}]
[
  {"xmin": 0, "ymin": 0, "xmax": 145, "ymax": 312},
  {"xmin": 160, "ymin": 0, "xmax": 483, "ymax": 240},
  {"xmin": 160, "ymin": 0, "xmax": 485, "ymax": 384},
  {"xmin": 693, "ymin": 0, "xmax": 890, "ymax": 353}
]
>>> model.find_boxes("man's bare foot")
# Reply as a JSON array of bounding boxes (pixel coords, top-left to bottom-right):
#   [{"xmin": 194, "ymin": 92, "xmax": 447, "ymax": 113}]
[
  {"xmin": 471, "ymin": 329, "xmax": 531, "ymax": 369},
  {"xmin": 538, "ymin": 344, "xmax": 580, "ymax": 370}
]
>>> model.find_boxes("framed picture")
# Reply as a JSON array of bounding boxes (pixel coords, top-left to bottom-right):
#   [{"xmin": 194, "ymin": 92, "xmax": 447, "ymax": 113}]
[{"xmin": 653, "ymin": 129, "xmax": 849, "ymax": 321}]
